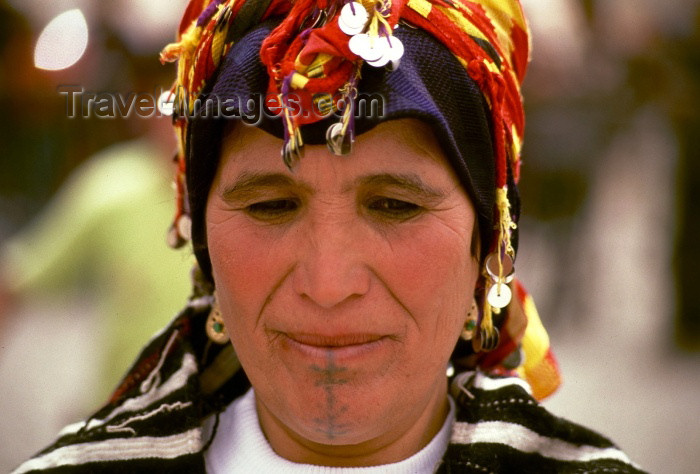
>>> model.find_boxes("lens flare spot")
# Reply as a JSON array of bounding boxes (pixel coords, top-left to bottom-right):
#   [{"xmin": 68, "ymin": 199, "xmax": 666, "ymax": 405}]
[{"xmin": 34, "ymin": 9, "xmax": 89, "ymax": 71}]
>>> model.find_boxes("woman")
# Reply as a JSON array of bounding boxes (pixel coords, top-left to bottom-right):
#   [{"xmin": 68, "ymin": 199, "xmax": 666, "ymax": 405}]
[{"xmin": 14, "ymin": 0, "xmax": 644, "ymax": 472}]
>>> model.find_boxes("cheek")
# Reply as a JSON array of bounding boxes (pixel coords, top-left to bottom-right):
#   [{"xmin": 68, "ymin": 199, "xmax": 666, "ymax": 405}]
[
  {"xmin": 377, "ymin": 219, "xmax": 479, "ymax": 337},
  {"xmin": 207, "ymin": 213, "xmax": 293, "ymax": 321}
]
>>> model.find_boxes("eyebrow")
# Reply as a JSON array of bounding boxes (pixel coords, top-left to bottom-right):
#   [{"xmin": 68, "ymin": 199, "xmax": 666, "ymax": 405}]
[
  {"xmin": 220, "ymin": 171, "xmax": 445, "ymax": 201},
  {"xmin": 220, "ymin": 172, "xmax": 306, "ymax": 201},
  {"xmin": 351, "ymin": 173, "xmax": 446, "ymax": 200}
]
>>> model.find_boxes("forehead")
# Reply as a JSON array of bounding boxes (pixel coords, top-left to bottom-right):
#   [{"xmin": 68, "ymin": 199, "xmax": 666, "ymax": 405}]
[{"xmin": 217, "ymin": 119, "xmax": 462, "ymax": 186}]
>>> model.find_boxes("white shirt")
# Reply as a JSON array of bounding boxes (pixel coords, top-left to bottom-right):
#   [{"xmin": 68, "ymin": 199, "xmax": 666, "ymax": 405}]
[{"xmin": 204, "ymin": 388, "xmax": 455, "ymax": 473}]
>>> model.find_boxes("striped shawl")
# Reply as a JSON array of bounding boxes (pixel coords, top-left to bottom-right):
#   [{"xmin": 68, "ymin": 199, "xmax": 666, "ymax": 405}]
[{"xmin": 13, "ymin": 299, "xmax": 645, "ymax": 473}]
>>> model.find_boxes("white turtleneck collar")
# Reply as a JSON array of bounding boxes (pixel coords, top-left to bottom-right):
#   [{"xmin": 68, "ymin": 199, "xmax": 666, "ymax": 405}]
[{"xmin": 204, "ymin": 388, "xmax": 455, "ymax": 474}]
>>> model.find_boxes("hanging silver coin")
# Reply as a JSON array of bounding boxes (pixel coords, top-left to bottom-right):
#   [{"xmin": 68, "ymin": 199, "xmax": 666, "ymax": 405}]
[
  {"xmin": 300, "ymin": 8, "xmax": 328, "ymax": 31},
  {"xmin": 282, "ymin": 139, "xmax": 303, "ymax": 170},
  {"xmin": 487, "ymin": 282, "xmax": 512, "ymax": 309},
  {"xmin": 349, "ymin": 33, "xmax": 386, "ymax": 62},
  {"xmin": 386, "ymin": 57, "xmax": 400, "ymax": 71},
  {"xmin": 365, "ymin": 36, "xmax": 404, "ymax": 69},
  {"xmin": 366, "ymin": 52, "xmax": 390, "ymax": 67},
  {"xmin": 386, "ymin": 35, "xmax": 404, "ymax": 61},
  {"xmin": 176, "ymin": 214, "xmax": 192, "ymax": 241},
  {"xmin": 479, "ymin": 326, "xmax": 500, "ymax": 352},
  {"xmin": 166, "ymin": 224, "xmax": 185, "ymax": 249},
  {"xmin": 485, "ymin": 252, "xmax": 515, "ymax": 284},
  {"xmin": 326, "ymin": 122, "xmax": 354, "ymax": 156},
  {"xmin": 339, "ymin": 2, "xmax": 368, "ymax": 35}
]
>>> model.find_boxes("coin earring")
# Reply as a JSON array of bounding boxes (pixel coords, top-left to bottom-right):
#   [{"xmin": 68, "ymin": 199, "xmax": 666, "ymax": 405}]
[
  {"xmin": 460, "ymin": 299, "xmax": 479, "ymax": 341},
  {"xmin": 473, "ymin": 252, "xmax": 515, "ymax": 352},
  {"xmin": 206, "ymin": 292, "xmax": 229, "ymax": 344}
]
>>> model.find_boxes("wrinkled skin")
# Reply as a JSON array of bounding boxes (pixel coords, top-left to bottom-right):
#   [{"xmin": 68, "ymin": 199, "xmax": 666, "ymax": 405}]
[{"xmin": 206, "ymin": 119, "xmax": 479, "ymax": 466}]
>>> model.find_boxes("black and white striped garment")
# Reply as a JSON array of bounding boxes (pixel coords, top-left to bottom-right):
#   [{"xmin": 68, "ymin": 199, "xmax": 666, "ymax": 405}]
[{"xmin": 13, "ymin": 300, "xmax": 645, "ymax": 473}]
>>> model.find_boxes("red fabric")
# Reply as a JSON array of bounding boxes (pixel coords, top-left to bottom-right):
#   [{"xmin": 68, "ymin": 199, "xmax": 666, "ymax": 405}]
[
  {"xmin": 179, "ymin": 0, "xmax": 209, "ymax": 36},
  {"xmin": 298, "ymin": 19, "xmax": 359, "ymax": 64}
]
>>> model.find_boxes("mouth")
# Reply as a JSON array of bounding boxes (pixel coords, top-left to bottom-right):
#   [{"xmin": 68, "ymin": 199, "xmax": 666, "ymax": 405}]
[
  {"xmin": 286, "ymin": 333, "xmax": 384, "ymax": 347},
  {"xmin": 275, "ymin": 331, "xmax": 392, "ymax": 361}
]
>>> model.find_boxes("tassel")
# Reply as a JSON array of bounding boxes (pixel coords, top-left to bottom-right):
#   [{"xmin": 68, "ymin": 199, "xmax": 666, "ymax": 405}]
[
  {"xmin": 160, "ymin": 20, "xmax": 205, "ymax": 64},
  {"xmin": 475, "ymin": 278, "xmax": 500, "ymax": 352},
  {"xmin": 475, "ymin": 187, "xmax": 515, "ymax": 352},
  {"xmin": 495, "ymin": 186, "xmax": 516, "ymax": 268}
]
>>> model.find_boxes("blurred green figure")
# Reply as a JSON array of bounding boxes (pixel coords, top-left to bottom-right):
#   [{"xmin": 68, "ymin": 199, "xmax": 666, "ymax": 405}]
[{"xmin": 0, "ymin": 138, "xmax": 193, "ymax": 400}]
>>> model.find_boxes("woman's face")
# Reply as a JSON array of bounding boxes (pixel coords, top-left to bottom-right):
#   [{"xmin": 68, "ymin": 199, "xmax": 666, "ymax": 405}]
[{"xmin": 206, "ymin": 119, "xmax": 480, "ymax": 464}]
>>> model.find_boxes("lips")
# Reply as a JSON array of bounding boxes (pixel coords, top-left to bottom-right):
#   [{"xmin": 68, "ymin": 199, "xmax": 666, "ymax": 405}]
[
  {"xmin": 273, "ymin": 330, "xmax": 392, "ymax": 362},
  {"xmin": 284, "ymin": 332, "xmax": 384, "ymax": 348}
]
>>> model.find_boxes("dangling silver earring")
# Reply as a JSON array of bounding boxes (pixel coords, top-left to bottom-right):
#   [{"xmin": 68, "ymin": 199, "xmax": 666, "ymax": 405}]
[
  {"xmin": 472, "ymin": 252, "xmax": 515, "ymax": 352},
  {"xmin": 484, "ymin": 252, "xmax": 514, "ymax": 310},
  {"xmin": 206, "ymin": 292, "xmax": 229, "ymax": 344}
]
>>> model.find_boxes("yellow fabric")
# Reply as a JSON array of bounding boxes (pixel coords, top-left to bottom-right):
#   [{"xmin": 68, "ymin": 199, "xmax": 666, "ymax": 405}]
[
  {"xmin": 516, "ymin": 292, "xmax": 560, "ymax": 400},
  {"xmin": 519, "ymin": 292, "xmax": 549, "ymax": 371},
  {"xmin": 407, "ymin": 0, "xmax": 432, "ymax": 18}
]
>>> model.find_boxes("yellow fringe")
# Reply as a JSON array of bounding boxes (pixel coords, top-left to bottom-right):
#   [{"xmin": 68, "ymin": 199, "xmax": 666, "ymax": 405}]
[
  {"xmin": 496, "ymin": 186, "xmax": 516, "ymax": 258},
  {"xmin": 365, "ymin": 0, "xmax": 392, "ymax": 46},
  {"xmin": 495, "ymin": 187, "xmax": 516, "ymax": 298},
  {"xmin": 477, "ymin": 187, "xmax": 516, "ymax": 338},
  {"xmin": 481, "ymin": 281, "xmax": 494, "ymax": 333},
  {"xmin": 165, "ymin": 20, "xmax": 204, "ymax": 63}
]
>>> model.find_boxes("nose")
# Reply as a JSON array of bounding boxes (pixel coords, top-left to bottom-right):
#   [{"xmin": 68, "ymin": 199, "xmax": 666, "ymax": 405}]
[{"xmin": 292, "ymin": 218, "xmax": 371, "ymax": 309}]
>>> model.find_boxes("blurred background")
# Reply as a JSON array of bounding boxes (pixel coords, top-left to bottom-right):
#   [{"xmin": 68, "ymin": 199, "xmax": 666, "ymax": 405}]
[{"xmin": 0, "ymin": 0, "xmax": 698, "ymax": 472}]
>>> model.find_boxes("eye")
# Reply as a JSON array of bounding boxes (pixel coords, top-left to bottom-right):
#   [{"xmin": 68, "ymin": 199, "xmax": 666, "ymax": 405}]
[
  {"xmin": 366, "ymin": 197, "xmax": 423, "ymax": 220},
  {"xmin": 245, "ymin": 198, "xmax": 300, "ymax": 221}
]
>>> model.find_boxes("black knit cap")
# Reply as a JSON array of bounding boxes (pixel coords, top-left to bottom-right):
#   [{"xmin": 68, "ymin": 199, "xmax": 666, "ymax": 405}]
[{"xmin": 186, "ymin": 18, "xmax": 519, "ymax": 281}]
